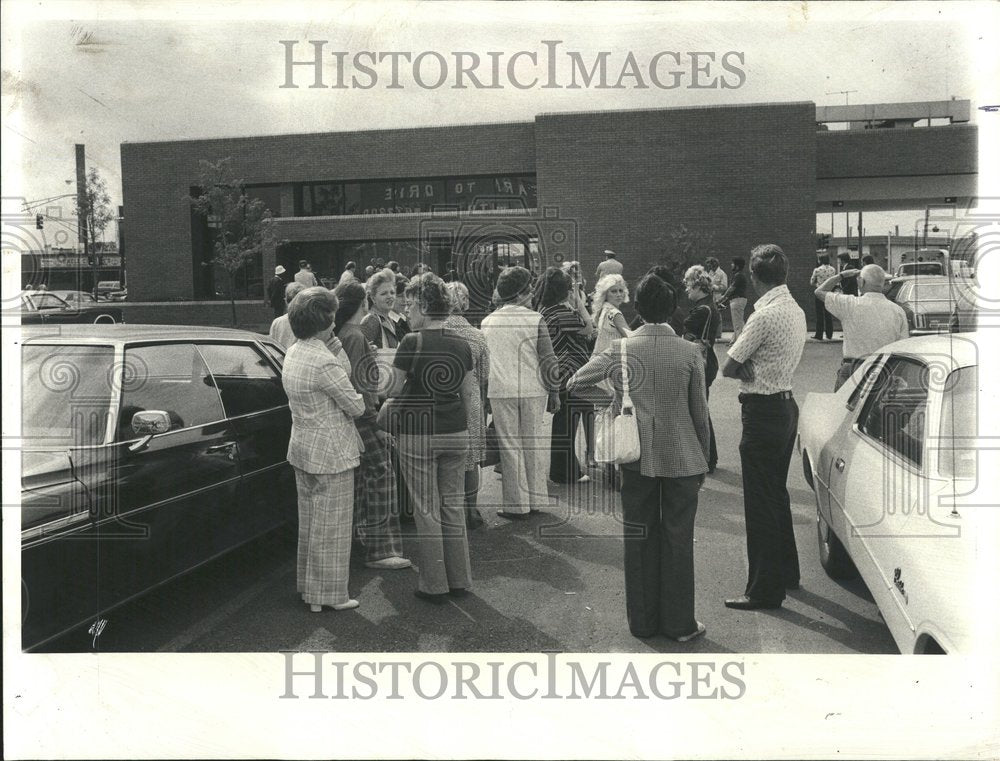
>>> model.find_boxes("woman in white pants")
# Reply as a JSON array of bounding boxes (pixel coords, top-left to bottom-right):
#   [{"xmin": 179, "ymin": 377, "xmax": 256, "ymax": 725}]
[{"xmin": 480, "ymin": 266, "xmax": 561, "ymax": 518}]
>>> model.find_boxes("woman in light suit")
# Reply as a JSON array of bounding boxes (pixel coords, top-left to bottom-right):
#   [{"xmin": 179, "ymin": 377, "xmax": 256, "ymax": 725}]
[
  {"xmin": 568, "ymin": 274, "xmax": 711, "ymax": 642},
  {"xmin": 282, "ymin": 287, "xmax": 366, "ymax": 612}
]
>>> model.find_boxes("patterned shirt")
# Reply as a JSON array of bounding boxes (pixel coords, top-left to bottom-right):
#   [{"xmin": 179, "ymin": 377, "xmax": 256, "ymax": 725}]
[
  {"xmin": 810, "ymin": 264, "xmax": 836, "ymax": 287},
  {"xmin": 727, "ymin": 284, "xmax": 806, "ymax": 394},
  {"xmin": 282, "ymin": 337, "xmax": 365, "ymax": 474},
  {"xmin": 824, "ymin": 292, "xmax": 909, "ymax": 359}
]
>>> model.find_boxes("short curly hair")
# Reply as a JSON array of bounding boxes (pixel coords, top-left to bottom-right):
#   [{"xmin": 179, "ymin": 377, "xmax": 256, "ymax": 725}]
[
  {"xmin": 404, "ymin": 272, "xmax": 451, "ymax": 319},
  {"xmin": 287, "ymin": 286, "xmax": 338, "ymax": 340},
  {"xmin": 445, "ymin": 281, "xmax": 471, "ymax": 313},
  {"xmin": 683, "ymin": 265, "xmax": 714, "ymax": 295}
]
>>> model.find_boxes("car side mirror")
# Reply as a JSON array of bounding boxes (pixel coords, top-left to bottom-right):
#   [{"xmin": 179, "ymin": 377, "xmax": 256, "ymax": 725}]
[{"xmin": 132, "ymin": 410, "xmax": 171, "ymax": 436}]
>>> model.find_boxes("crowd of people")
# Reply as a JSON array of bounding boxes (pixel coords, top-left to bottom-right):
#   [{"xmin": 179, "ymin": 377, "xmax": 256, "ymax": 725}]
[{"xmin": 266, "ymin": 242, "xmax": 908, "ymax": 642}]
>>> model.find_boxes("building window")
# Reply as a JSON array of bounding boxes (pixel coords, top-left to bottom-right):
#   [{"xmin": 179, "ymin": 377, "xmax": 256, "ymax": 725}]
[{"xmin": 292, "ymin": 174, "xmax": 537, "ymax": 217}]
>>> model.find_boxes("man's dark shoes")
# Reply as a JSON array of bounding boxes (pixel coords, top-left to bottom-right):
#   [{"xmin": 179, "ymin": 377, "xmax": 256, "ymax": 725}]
[
  {"xmin": 724, "ymin": 595, "xmax": 782, "ymax": 610},
  {"xmin": 414, "ymin": 589, "xmax": 448, "ymax": 604}
]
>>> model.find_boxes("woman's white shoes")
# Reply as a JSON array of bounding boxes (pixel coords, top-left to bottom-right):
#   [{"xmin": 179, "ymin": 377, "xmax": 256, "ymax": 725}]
[
  {"xmin": 309, "ymin": 599, "xmax": 360, "ymax": 612},
  {"xmin": 365, "ymin": 556, "xmax": 412, "ymax": 570}
]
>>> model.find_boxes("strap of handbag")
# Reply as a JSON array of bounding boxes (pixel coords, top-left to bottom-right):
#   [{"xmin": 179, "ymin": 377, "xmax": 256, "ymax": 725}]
[
  {"xmin": 699, "ymin": 304, "xmax": 714, "ymax": 343},
  {"xmin": 619, "ymin": 339, "xmax": 634, "ymax": 413}
]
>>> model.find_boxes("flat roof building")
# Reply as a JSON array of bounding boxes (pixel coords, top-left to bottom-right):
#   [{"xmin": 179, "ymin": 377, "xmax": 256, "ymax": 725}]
[{"xmin": 120, "ymin": 99, "xmax": 976, "ymax": 313}]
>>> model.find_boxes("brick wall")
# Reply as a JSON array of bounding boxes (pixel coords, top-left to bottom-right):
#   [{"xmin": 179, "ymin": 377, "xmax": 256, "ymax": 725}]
[
  {"xmin": 816, "ymin": 123, "xmax": 977, "ymax": 179},
  {"xmin": 121, "ymin": 121, "xmax": 536, "ymax": 301},
  {"xmin": 535, "ymin": 102, "xmax": 818, "ymax": 313}
]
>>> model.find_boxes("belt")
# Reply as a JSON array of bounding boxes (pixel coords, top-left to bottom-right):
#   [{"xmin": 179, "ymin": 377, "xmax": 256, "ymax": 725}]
[
  {"xmin": 841, "ymin": 357, "xmax": 862, "ymax": 364},
  {"xmin": 738, "ymin": 391, "xmax": 793, "ymax": 403}
]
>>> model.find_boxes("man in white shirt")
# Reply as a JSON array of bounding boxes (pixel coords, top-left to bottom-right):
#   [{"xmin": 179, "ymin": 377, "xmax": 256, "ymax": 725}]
[
  {"xmin": 815, "ymin": 264, "xmax": 909, "ymax": 390},
  {"xmin": 294, "ymin": 259, "xmax": 319, "ymax": 288},
  {"xmin": 595, "ymin": 250, "xmax": 623, "ymax": 281},
  {"xmin": 721, "ymin": 244, "xmax": 807, "ymax": 610},
  {"xmin": 705, "ymin": 257, "xmax": 728, "ymax": 340}
]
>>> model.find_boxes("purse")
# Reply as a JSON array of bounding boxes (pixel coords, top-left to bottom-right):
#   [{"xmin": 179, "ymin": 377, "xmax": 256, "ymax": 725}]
[
  {"xmin": 593, "ymin": 339, "xmax": 641, "ymax": 465},
  {"xmin": 482, "ymin": 417, "xmax": 501, "ymax": 467},
  {"xmin": 684, "ymin": 304, "xmax": 719, "ymax": 383},
  {"xmin": 376, "ymin": 331, "xmax": 423, "ymax": 434}
]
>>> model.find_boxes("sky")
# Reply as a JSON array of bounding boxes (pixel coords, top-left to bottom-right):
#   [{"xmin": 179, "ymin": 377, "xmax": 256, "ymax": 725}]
[{"xmin": 2, "ymin": 1, "xmax": 998, "ymax": 241}]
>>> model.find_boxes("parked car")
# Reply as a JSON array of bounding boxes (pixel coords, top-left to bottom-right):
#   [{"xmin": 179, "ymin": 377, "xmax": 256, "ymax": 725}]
[
  {"xmin": 797, "ymin": 333, "xmax": 988, "ymax": 654},
  {"xmin": 20, "ymin": 325, "xmax": 295, "ymax": 650},
  {"xmin": 886, "ymin": 275, "xmax": 978, "ymax": 334},
  {"xmin": 49, "ymin": 290, "xmax": 98, "ymax": 306},
  {"xmin": 95, "ymin": 280, "xmax": 124, "ymax": 300},
  {"xmin": 894, "ymin": 261, "xmax": 944, "ymax": 278},
  {"xmin": 19, "ymin": 291, "xmax": 123, "ymax": 324}
]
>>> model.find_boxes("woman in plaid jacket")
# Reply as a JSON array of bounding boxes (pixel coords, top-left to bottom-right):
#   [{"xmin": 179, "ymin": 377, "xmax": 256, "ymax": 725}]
[{"xmin": 282, "ymin": 287, "xmax": 366, "ymax": 612}]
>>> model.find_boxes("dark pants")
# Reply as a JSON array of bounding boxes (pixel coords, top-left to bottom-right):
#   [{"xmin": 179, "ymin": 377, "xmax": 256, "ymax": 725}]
[
  {"xmin": 814, "ymin": 298, "xmax": 833, "ymax": 339},
  {"xmin": 621, "ymin": 469, "xmax": 701, "ymax": 638},
  {"xmin": 738, "ymin": 396, "xmax": 800, "ymax": 603},
  {"xmin": 706, "ymin": 384, "xmax": 718, "ymax": 471},
  {"xmin": 549, "ymin": 389, "xmax": 587, "ymax": 483}
]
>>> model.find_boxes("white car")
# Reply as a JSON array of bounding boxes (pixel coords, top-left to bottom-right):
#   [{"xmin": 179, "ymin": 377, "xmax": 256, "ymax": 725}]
[{"xmin": 797, "ymin": 333, "xmax": 988, "ymax": 654}]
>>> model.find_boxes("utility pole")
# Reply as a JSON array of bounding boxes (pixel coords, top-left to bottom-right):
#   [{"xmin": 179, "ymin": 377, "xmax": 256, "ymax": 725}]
[
  {"xmin": 75, "ymin": 144, "xmax": 94, "ymax": 295},
  {"xmin": 858, "ymin": 210, "xmax": 864, "ymax": 259}
]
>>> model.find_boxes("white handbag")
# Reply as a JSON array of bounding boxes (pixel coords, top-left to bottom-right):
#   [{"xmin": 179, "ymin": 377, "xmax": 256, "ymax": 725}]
[{"xmin": 593, "ymin": 339, "xmax": 641, "ymax": 465}]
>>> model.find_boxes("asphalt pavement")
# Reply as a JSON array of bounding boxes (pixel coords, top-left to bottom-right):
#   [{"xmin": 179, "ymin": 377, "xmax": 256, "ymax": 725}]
[{"xmin": 50, "ymin": 336, "xmax": 898, "ymax": 654}]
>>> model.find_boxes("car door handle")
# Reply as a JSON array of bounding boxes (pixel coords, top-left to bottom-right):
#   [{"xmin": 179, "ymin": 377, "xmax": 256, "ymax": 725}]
[
  {"xmin": 206, "ymin": 442, "xmax": 238, "ymax": 460},
  {"xmin": 835, "ymin": 457, "xmax": 846, "ymax": 473}
]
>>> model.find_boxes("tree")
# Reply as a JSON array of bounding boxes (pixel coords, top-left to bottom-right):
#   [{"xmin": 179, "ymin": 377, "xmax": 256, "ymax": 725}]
[
  {"xmin": 78, "ymin": 168, "xmax": 116, "ymax": 293},
  {"xmin": 656, "ymin": 224, "xmax": 719, "ymax": 286},
  {"xmin": 190, "ymin": 158, "xmax": 275, "ymax": 326}
]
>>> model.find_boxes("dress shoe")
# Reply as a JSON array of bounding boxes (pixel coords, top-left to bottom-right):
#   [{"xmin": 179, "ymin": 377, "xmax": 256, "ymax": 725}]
[
  {"xmin": 724, "ymin": 595, "xmax": 781, "ymax": 610},
  {"xmin": 365, "ymin": 556, "xmax": 412, "ymax": 570},
  {"xmin": 447, "ymin": 588, "xmax": 470, "ymax": 598},
  {"xmin": 414, "ymin": 589, "xmax": 448, "ymax": 604},
  {"xmin": 332, "ymin": 599, "xmax": 360, "ymax": 611},
  {"xmin": 496, "ymin": 510, "xmax": 530, "ymax": 520},
  {"xmin": 673, "ymin": 621, "xmax": 707, "ymax": 643}
]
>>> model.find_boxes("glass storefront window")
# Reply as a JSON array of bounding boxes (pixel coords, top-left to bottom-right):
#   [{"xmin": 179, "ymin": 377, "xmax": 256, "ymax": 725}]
[{"xmin": 294, "ymin": 174, "xmax": 536, "ymax": 216}]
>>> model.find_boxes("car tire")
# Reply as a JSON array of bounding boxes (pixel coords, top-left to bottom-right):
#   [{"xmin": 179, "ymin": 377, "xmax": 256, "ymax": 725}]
[
  {"xmin": 93, "ymin": 314, "xmax": 117, "ymax": 324},
  {"xmin": 817, "ymin": 503, "xmax": 857, "ymax": 579}
]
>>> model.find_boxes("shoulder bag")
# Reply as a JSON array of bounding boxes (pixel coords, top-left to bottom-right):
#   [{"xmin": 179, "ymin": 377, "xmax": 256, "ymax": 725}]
[
  {"xmin": 593, "ymin": 339, "xmax": 641, "ymax": 465},
  {"xmin": 684, "ymin": 304, "xmax": 719, "ymax": 381},
  {"xmin": 376, "ymin": 331, "xmax": 423, "ymax": 434}
]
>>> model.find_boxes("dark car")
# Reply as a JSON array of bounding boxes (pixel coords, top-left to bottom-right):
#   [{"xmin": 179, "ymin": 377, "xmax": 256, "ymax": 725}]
[
  {"xmin": 20, "ymin": 291, "xmax": 123, "ymax": 324},
  {"xmin": 20, "ymin": 325, "xmax": 295, "ymax": 650},
  {"xmin": 887, "ymin": 276, "xmax": 978, "ymax": 334}
]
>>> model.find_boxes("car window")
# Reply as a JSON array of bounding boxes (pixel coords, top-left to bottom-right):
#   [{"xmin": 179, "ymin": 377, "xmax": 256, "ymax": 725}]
[
  {"xmin": 856, "ymin": 356, "xmax": 929, "ymax": 468},
  {"xmin": 196, "ymin": 343, "xmax": 287, "ymax": 418},
  {"xmin": 22, "ymin": 345, "xmax": 115, "ymax": 446},
  {"xmin": 938, "ymin": 366, "xmax": 977, "ymax": 479},
  {"xmin": 117, "ymin": 343, "xmax": 226, "ymax": 440},
  {"xmin": 259, "ymin": 341, "xmax": 285, "ymax": 369},
  {"xmin": 846, "ymin": 357, "xmax": 885, "ymax": 412},
  {"xmin": 31, "ymin": 294, "xmax": 68, "ymax": 310}
]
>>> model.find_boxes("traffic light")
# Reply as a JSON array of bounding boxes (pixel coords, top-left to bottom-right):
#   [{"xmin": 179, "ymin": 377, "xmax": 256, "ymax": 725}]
[{"xmin": 35, "ymin": 214, "xmax": 44, "ymax": 230}]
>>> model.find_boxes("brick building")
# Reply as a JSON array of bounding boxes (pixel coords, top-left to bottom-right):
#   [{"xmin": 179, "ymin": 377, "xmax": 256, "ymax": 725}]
[{"xmin": 120, "ymin": 99, "xmax": 976, "ymax": 315}]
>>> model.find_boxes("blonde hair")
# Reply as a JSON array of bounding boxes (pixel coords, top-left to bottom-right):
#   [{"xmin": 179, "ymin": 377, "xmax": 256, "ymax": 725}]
[
  {"xmin": 591, "ymin": 273, "xmax": 629, "ymax": 321},
  {"xmin": 445, "ymin": 281, "xmax": 470, "ymax": 313},
  {"xmin": 683, "ymin": 265, "xmax": 713, "ymax": 295}
]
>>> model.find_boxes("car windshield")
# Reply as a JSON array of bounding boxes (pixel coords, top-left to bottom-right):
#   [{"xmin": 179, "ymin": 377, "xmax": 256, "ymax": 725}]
[
  {"xmin": 908, "ymin": 283, "xmax": 962, "ymax": 301},
  {"xmin": 899, "ymin": 263, "xmax": 943, "ymax": 276},
  {"xmin": 938, "ymin": 366, "xmax": 977, "ymax": 478},
  {"xmin": 22, "ymin": 345, "xmax": 116, "ymax": 446}
]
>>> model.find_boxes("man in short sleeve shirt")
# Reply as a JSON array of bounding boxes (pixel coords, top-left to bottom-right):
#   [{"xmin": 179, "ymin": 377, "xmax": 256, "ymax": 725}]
[
  {"xmin": 815, "ymin": 264, "xmax": 909, "ymax": 390},
  {"xmin": 722, "ymin": 244, "xmax": 807, "ymax": 610}
]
